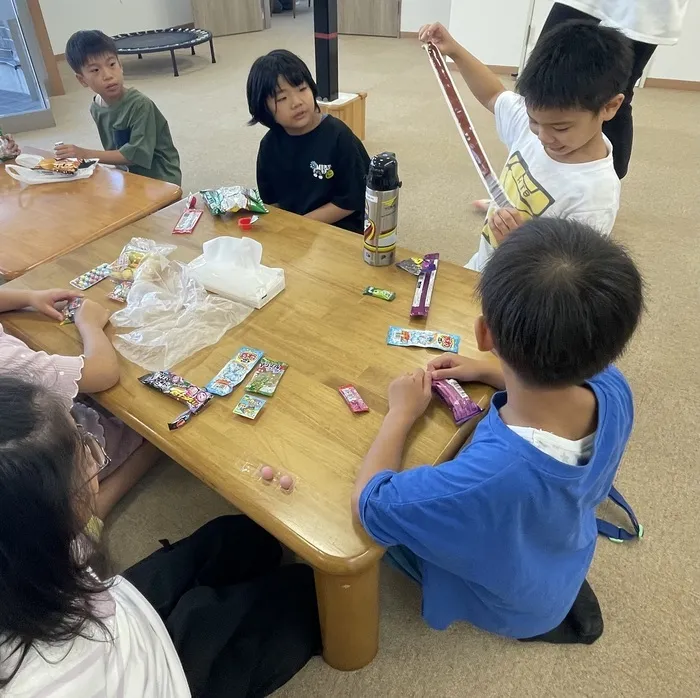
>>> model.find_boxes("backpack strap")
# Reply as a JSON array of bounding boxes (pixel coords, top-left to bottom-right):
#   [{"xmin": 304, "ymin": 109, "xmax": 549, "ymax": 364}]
[{"xmin": 596, "ymin": 485, "xmax": 644, "ymax": 543}]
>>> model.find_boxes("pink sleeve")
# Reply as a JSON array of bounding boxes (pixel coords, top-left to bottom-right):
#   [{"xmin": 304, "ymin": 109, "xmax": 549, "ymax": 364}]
[{"xmin": 0, "ymin": 328, "xmax": 83, "ymax": 410}]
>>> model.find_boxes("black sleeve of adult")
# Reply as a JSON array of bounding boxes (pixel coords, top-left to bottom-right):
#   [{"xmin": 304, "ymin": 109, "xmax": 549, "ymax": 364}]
[
  {"xmin": 330, "ymin": 126, "xmax": 370, "ymax": 213},
  {"xmin": 256, "ymin": 138, "xmax": 277, "ymax": 204}
]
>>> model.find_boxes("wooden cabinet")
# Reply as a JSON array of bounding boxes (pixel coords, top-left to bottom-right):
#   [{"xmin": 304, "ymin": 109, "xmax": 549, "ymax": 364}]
[
  {"xmin": 338, "ymin": 0, "xmax": 401, "ymax": 38},
  {"xmin": 192, "ymin": 0, "xmax": 265, "ymax": 37}
]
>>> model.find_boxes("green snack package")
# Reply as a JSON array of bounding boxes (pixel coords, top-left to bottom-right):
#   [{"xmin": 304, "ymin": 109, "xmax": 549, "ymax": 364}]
[
  {"xmin": 245, "ymin": 358, "xmax": 288, "ymax": 396},
  {"xmin": 200, "ymin": 187, "xmax": 269, "ymax": 216}
]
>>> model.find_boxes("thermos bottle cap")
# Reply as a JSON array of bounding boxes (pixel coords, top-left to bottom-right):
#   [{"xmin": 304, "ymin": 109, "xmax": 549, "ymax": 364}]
[{"xmin": 366, "ymin": 152, "xmax": 401, "ymax": 191}]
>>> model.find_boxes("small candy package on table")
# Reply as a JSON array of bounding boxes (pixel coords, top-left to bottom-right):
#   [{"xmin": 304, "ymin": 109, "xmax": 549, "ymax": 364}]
[{"xmin": 200, "ymin": 187, "xmax": 268, "ymax": 216}]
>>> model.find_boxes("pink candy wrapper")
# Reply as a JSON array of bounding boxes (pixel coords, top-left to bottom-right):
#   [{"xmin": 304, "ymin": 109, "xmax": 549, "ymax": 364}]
[
  {"xmin": 432, "ymin": 378, "xmax": 482, "ymax": 425},
  {"xmin": 339, "ymin": 384, "xmax": 369, "ymax": 413}
]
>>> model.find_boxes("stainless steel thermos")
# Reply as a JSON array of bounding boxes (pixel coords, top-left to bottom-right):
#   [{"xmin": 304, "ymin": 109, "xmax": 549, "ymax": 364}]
[{"xmin": 363, "ymin": 152, "xmax": 401, "ymax": 266}]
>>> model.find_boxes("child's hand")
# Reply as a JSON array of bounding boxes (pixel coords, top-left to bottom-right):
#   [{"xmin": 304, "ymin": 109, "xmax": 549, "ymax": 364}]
[
  {"xmin": 418, "ymin": 22, "xmax": 459, "ymax": 57},
  {"xmin": 55, "ymin": 143, "xmax": 87, "ymax": 160},
  {"xmin": 387, "ymin": 368, "xmax": 433, "ymax": 423},
  {"xmin": 28, "ymin": 289, "xmax": 83, "ymax": 322},
  {"xmin": 74, "ymin": 299, "xmax": 111, "ymax": 331},
  {"xmin": 1, "ymin": 134, "xmax": 21, "ymax": 159},
  {"xmin": 427, "ymin": 354, "xmax": 484, "ymax": 383},
  {"xmin": 488, "ymin": 207, "xmax": 524, "ymax": 244}
]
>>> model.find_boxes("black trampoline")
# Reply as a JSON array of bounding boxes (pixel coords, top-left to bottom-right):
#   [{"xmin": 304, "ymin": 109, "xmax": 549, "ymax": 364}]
[{"xmin": 112, "ymin": 27, "xmax": 215, "ymax": 78}]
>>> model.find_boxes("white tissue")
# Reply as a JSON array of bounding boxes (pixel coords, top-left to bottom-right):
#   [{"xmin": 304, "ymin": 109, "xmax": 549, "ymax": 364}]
[{"xmin": 188, "ymin": 236, "xmax": 285, "ymax": 309}]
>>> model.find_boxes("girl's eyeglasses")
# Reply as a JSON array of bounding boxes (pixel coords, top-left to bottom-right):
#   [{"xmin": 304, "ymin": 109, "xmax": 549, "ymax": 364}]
[{"xmin": 77, "ymin": 425, "xmax": 111, "ymax": 474}]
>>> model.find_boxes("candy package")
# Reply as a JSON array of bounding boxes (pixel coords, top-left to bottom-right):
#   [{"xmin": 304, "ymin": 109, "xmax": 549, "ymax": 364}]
[
  {"xmin": 200, "ymin": 187, "xmax": 268, "ymax": 216},
  {"xmin": 139, "ymin": 370, "xmax": 213, "ymax": 430},
  {"xmin": 363, "ymin": 286, "xmax": 395, "ymax": 302},
  {"xmin": 386, "ymin": 326, "xmax": 460, "ymax": 353},
  {"xmin": 60, "ymin": 297, "xmax": 84, "ymax": 325},
  {"xmin": 207, "ymin": 347, "xmax": 264, "ymax": 396},
  {"xmin": 233, "ymin": 394, "xmax": 267, "ymax": 420},
  {"xmin": 109, "ymin": 237, "xmax": 176, "ymax": 282},
  {"xmin": 245, "ymin": 358, "xmax": 288, "ymax": 396},
  {"xmin": 107, "ymin": 281, "xmax": 132, "ymax": 303},
  {"xmin": 339, "ymin": 384, "xmax": 369, "ymax": 413},
  {"xmin": 396, "ymin": 257, "xmax": 424, "ymax": 276},
  {"xmin": 433, "ymin": 379, "xmax": 482, "ymax": 425},
  {"xmin": 70, "ymin": 263, "xmax": 112, "ymax": 290}
]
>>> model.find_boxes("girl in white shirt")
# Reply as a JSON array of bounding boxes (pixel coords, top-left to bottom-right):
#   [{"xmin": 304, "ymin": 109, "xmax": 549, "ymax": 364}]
[
  {"xmin": 0, "ymin": 376, "xmax": 320, "ymax": 697},
  {"xmin": 539, "ymin": 1, "xmax": 690, "ymax": 178}
]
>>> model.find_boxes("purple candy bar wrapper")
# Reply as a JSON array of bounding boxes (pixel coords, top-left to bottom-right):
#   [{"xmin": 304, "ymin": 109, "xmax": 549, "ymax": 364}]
[
  {"xmin": 433, "ymin": 378, "xmax": 482, "ymax": 425},
  {"xmin": 410, "ymin": 252, "xmax": 439, "ymax": 317}
]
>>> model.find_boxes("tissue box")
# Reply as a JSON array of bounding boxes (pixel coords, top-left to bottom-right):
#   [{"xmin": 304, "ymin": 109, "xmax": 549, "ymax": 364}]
[{"xmin": 188, "ymin": 237, "xmax": 285, "ymax": 310}]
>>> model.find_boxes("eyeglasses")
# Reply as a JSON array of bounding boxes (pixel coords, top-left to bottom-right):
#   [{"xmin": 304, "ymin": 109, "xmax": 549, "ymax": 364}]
[{"xmin": 77, "ymin": 425, "xmax": 111, "ymax": 474}]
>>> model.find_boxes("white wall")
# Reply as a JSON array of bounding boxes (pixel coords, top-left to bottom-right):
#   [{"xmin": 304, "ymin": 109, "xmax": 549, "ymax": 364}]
[
  {"xmin": 40, "ymin": 0, "xmax": 194, "ymax": 54},
  {"xmin": 448, "ymin": 0, "xmax": 529, "ymax": 66},
  {"xmin": 648, "ymin": 0, "xmax": 700, "ymax": 81},
  {"xmin": 401, "ymin": 0, "xmax": 452, "ymax": 32}
]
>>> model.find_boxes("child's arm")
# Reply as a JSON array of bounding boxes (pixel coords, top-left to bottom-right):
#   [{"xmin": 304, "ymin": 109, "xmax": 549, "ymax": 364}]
[
  {"xmin": 427, "ymin": 354, "xmax": 505, "ymax": 390},
  {"xmin": 55, "ymin": 143, "xmax": 129, "ymax": 165},
  {"xmin": 305, "ymin": 202, "xmax": 354, "ymax": 225},
  {"xmin": 351, "ymin": 369, "xmax": 433, "ymax": 519},
  {"xmin": 419, "ymin": 23, "xmax": 505, "ymax": 113},
  {"xmin": 0, "ymin": 288, "xmax": 82, "ymax": 321},
  {"xmin": 73, "ymin": 300, "xmax": 120, "ymax": 393}
]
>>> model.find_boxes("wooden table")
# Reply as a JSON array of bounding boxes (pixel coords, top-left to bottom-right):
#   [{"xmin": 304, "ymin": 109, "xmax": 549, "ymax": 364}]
[
  {"xmin": 1, "ymin": 203, "xmax": 497, "ymax": 670},
  {"xmin": 0, "ymin": 148, "xmax": 182, "ymax": 280}
]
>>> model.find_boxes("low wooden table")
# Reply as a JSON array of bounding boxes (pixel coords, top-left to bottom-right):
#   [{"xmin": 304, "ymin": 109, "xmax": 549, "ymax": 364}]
[
  {"xmin": 0, "ymin": 148, "xmax": 182, "ymax": 280},
  {"xmin": 1, "ymin": 203, "xmax": 496, "ymax": 669}
]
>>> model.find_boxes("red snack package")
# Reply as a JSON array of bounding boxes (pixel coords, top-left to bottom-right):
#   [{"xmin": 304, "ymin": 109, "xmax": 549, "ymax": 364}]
[{"xmin": 339, "ymin": 384, "xmax": 369, "ymax": 413}]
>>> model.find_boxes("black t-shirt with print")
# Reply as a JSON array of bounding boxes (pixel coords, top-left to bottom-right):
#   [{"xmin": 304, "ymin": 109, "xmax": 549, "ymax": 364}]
[{"xmin": 256, "ymin": 115, "xmax": 370, "ymax": 233}]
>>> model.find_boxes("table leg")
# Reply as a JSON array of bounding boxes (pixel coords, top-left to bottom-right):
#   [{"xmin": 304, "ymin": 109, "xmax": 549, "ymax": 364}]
[
  {"xmin": 170, "ymin": 50, "xmax": 179, "ymax": 77},
  {"xmin": 191, "ymin": 46, "xmax": 196, "ymax": 55},
  {"xmin": 209, "ymin": 38, "xmax": 217, "ymax": 64},
  {"xmin": 314, "ymin": 562, "xmax": 379, "ymax": 671}
]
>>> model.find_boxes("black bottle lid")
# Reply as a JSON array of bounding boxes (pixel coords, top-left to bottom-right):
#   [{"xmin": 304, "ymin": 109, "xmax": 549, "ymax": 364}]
[{"xmin": 367, "ymin": 152, "xmax": 401, "ymax": 191}]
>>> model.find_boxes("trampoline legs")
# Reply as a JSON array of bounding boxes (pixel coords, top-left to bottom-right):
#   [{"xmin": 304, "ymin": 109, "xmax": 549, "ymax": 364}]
[
  {"xmin": 137, "ymin": 53, "xmax": 142, "ymax": 59},
  {"xmin": 209, "ymin": 38, "xmax": 216, "ymax": 64},
  {"xmin": 170, "ymin": 49, "xmax": 179, "ymax": 77},
  {"xmin": 191, "ymin": 46, "xmax": 196, "ymax": 55}
]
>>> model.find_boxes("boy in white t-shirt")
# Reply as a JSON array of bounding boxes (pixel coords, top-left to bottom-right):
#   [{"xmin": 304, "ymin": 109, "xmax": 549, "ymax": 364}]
[{"xmin": 419, "ymin": 20, "xmax": 634, "ymax": 272}]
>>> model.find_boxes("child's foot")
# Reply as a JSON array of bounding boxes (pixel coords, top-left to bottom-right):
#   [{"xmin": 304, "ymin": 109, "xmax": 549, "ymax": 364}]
[{"xmin": 472, "ymin": 199, "xmax": 490, "ymax": 214}]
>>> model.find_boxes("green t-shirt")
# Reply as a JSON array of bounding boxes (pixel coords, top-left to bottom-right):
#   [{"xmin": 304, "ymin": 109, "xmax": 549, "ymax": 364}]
[{"xmin": 90, "ymin": 87, "xmax": 182, "ymax": 186}]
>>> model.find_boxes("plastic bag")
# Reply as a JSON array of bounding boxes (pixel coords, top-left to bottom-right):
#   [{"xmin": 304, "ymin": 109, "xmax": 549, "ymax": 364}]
[
  {"xmin": 188, "ymin": 236, "xmax": 285, "ymax": 309},
  {"xmin": 110, "ymin": 255, "xmax": 252, "ymax": 371},
  {"xmin": 109, "ymin": 237, "xmax": 177, "ymax": 281}
]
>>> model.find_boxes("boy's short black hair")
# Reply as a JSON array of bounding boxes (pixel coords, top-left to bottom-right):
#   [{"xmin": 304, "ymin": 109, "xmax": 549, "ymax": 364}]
[
  {"xmin": 246, "ymin": 49, "xmax": 320, "ymax": 129},
  {"xmin": 478, "ymin": 218, "xmax": 644, "ymax": 387},
  {"xmin": 65, "ymin": 30, "xmax": 118, "ymax": 73},
  {"xmin": 516, "ymin": 20, "xmax": 634, "ymax": 112}
]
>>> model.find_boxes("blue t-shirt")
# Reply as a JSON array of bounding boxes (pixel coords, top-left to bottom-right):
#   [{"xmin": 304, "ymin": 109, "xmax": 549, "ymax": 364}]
[{"xmin": 359, "ymin": 367, "xmax": 633, "ymax": 638}]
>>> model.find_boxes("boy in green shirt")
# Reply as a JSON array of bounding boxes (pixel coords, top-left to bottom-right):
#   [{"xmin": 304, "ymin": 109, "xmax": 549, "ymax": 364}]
[{"xmin": 58, "ymin": 30, "xmax": 181, "ymax": 186}]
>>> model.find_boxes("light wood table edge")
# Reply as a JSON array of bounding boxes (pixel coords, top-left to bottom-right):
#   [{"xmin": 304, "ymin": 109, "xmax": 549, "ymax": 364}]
[{"xmin": 0, "ymin": 181, "xmax": 183, "ymax": 280}]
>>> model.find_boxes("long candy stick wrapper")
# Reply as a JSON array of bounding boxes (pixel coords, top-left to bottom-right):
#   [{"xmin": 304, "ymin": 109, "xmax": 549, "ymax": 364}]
[
  {"xmin": 433, "ymin": 379, "xmax": 482, "ymax": 425},
  {"xmin": 207, "ymin": 347, "xmax": 264, "ymax": 396},
  {"xmin": 411, "ymin": 252, "xmax": 439, "ymax": 317},
  {"xmin": 387, "ymin": 326, "xmax": 460, "ymax": 353},
  {"xmin": 424, "ymin": 41, "xmax": 512, "ymax": 248},
  {"xmin": 139, "ymin": 371, "xmax": 213, "ymax": 430}
]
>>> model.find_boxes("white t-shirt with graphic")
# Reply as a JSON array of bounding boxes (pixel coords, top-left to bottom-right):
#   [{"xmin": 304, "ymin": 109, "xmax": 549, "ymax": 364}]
[
  {"xmin": 559, "ymin": 0, "xmax": 689, "ymax": 45},
  {"xmin": 466, "ymin": 91, "xmax": 620, "ymax": 272},
  {"xmin": 3, "ymin": 576, "xmax": 191, "ymax": 697}
]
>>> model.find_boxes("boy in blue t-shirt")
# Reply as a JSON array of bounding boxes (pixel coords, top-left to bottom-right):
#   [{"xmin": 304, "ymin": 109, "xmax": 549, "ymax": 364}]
[{"xmin": 352, "ymin": 218, "xmax": 644, "ymax": 640}]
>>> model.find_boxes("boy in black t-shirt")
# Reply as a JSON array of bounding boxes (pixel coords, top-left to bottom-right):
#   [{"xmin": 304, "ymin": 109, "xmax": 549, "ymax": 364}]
[{"xmin": 247, "ymin": 50, "xmax": 370, "ymax": 233}]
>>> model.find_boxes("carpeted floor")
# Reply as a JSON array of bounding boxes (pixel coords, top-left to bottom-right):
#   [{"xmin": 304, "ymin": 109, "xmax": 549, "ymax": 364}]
[{"xmin": 16, "ymin": 12, "xmax": 700, "ymax": 697}]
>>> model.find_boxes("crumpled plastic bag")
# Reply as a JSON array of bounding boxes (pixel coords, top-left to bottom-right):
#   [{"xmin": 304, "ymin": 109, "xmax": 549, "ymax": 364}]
[
  {"xmin": 110, "ymin": 255, "xmax": 252, "ymax": 371},
  {"xmin": 188, "ymin": 236, "xmax": 285, "ymax": 309}
]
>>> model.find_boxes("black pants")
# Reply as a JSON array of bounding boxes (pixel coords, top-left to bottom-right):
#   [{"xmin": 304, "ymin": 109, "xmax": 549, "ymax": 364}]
[
  {"xmin": 540, "ymin": 3, "xmax": 657, "ymax": 179},
  {"xmin": 124, "ymin": 516, "xmax": 322, "ymax": 698}
]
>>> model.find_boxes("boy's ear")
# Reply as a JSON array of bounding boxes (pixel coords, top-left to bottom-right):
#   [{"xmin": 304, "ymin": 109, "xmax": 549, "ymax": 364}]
[
  {"xmin": 75, "ymin": 73, "xmax": 89, "ymax": 88},
  {"xmin": 474, "ymin": 315, "xmax": 495, "ymax": 353},
  {"xmin": 601, "ymin": 93, "xmax": 625, "ymax": 122}
]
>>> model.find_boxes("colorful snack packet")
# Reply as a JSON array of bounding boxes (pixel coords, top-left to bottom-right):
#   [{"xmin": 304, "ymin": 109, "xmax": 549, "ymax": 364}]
[
  {"xmin": 432, "ymin": 379, "xmax": 482, "ymax": 425},
  {"xmin": 200, "ymin": 187, "xmax": 269, "ymax": 216},
  {"xmin": 70, "ymin": 263, "xmax": 112, "ymax": 290},
  {"xmin": 339, "ymin": 384, "xmax": 369, "ymax": 413},
  {"xmin": 60, "ymin": 297, "xmax": 84, "ymax": 325},
  {"xmin": 386, "ymin": 326, "xmax": 460, "ymax": 353},
  {"xmin": 139, "ymin": 371, "xmax": 213, "ymax": 430},
  {"xmin": 173, "ymin": 208, "xmax": 202, "ymax": 234},
  {"xmin": 410, "ymin": 252, "xmax": 439, "ymax": 318},
  {"xmin": 207, "ymin": 347, "xmax": 264, "ymax": 396},
  {"xmin": 245, "ymin": 358, "xmax": 288, "ymax": 396},
  {"xmin": 107, "ymin": 280, "xmax": 132, "ymax": 303},
  {"xmin": 233, "ymin": 394, "xmax": 267, "ymax": 420},
  {"xmin": 396, "ymin": 257, "xmax": 424, "ymax": 276},
  {"xmin": 363, "ymin": 286, "xmax": 396, "ymax": 302}
]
